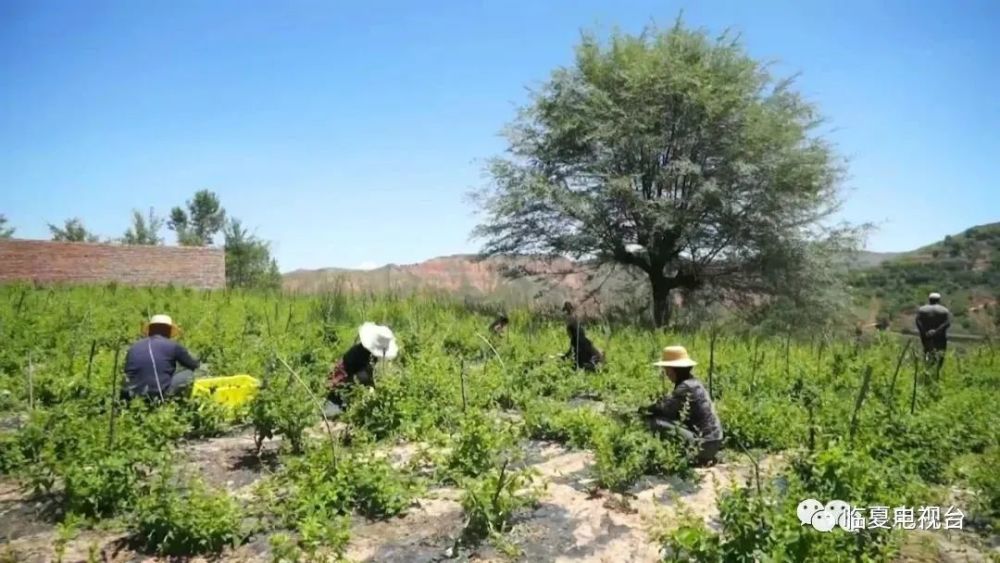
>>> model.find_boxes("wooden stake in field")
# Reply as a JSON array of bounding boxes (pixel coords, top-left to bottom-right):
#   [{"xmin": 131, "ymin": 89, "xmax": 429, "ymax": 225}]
[
  {"xmin": 460, "ymin": 359, "xmax": 468, "ymax": 413},
  {"xmin": 85, "ymin": 339, "xmax": 97, "ymax": 386},
  {"xmin": 849, "ymin": 365, "xmax": 873, "ymax": 441},
  {"xmin": 707, "ymin": 328, "xmax": 718, "ymax": 400},
  {"xmin": 276, "ymin": 354, "xmax": 339, "ymax": 464},
  {"xmin": 26, "ymin": 356, "xmax": 35, "ymax": 411},
  {"xmin": 910, "ymin": 349, "xmax": 920, "ymax": 415},
  {"xmin": 108, "ymin": 346, "xmax": 121, "ymax": 449},
  {"xmin": 784, "ymin": 329, "xmax": 791, "ymax": 379},
  {"xmin": 887, "ymin": 339, "xmax": 912, "ymax": 412}
]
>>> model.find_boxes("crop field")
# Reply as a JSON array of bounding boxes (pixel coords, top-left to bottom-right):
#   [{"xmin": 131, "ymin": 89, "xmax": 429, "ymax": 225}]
[{"xmin": 0, "ymin": 285, "xmax": 997, "ymax": 562}]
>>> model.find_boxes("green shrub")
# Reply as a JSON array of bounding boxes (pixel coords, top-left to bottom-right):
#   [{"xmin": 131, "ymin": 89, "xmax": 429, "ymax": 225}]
[
  {"xmin": 968, "ymin": 446, "xmax": 1000, "ymax": 530},
  {"xmin": 182, "ymin": 397, "xmax": 231, "ymax": 439},
  {"xmin": 522, "ymin": 401, "xmax": 605, "ymax": 449},
  {"xmin": 268, "ymin": 443, "xmax": 416, "ymax": 527},
  {"xmin": 460, "ymin": 461, "xmax": 539, "ymax": 545},
  {"xmin": 250, "ymin": 376, "xmax": 317, "ymax": 454},
  {"xmin": 134, "ymin": 475, "xmax": 246, "ymax": 556},
  {"xmin": 445, "ymin": 411, "xmax": 513, "ymax": 480},
  {"xmin": 62, "ymin": 451, "xmax": 145, "ymax": 518},
  {"xmin": 592, "ymin": 422, "xmax": 690, "ymax": 492}
]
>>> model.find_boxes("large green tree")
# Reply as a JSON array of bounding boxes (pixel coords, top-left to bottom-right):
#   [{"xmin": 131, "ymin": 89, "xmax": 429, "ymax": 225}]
[
  {"xmin": 122, "ymin": 208, "xmax": 165, "ymax": 245},
  {"xmin": 223, "ymin": 219, "xmax": 281, "ymax": 290},
  {"xmin": 0, "ymin": 214, "xmax": 14, "ymax": 238},
  {"xmin": 168, "ymin": 190, "xmax": 226, "ymax": 246},
  {"xmin": 48, "ymin": 218, "xmax": 100, "ymax": 243},
  {"xmin": 472, "ymin": 23, "xmax": 860, "ymax": 327}
]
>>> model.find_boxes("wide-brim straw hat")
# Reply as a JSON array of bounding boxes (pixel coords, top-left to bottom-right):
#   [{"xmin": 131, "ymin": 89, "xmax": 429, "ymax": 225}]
[
  {"xmin": 653, "ymin": 345, "xmax": 697, "ymax": 368},
  {"xmin": 359, "ymin": 322, "xmax": 398, "ymax": 359},
  {"xmin": 143, "ymin": 314, "xmax": 181, "ymax": 339}
]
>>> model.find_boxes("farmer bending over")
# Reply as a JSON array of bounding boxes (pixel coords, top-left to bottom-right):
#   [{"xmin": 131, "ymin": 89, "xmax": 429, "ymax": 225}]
[
  {"xmin": 488, "ymin": 314, "xmax": 510, "ymax": 336},
  {"xmin": 563, "ymin": 313, "xmax": 604, "ymax": 372},
  {"xmin": 916, "ymin": 292, "xmax": 951, "ymax": 368},
  {"xmin": 641, "ymin": 346, "xmax": 723, "ymax": 466},
  {"xmin": 123, "ymin": 314, "xmax": 200, "ymax": 401},
  {"xmin": 324, "ymin": 322, "xmax": 398, "ymax": 416}
]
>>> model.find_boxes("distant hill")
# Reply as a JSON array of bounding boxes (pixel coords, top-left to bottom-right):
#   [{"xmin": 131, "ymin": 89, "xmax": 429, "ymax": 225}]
[
  {"xmin": 284, "ymin": 224, "xmax": 1000, "ymax": 332},
  {"xmin": 283, "ymin": 255, "xmax": 644, "ymax": 314},
  {"xmin": 849, "ymin": 222, "xmax": 1000, "ymax": 333}
]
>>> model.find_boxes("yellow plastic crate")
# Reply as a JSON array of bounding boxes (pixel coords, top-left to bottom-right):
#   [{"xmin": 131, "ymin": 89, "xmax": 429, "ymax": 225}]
[{"xmin": 191, "ymin": 374, "xmax": 260, "ymax": 414}]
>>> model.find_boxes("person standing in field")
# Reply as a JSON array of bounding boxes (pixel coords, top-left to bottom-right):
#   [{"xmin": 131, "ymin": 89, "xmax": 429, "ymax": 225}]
[
  {"xmin": 123, "ymin": 314, "xmax": 200, "ymax": 401},
  {"xmin": 640, "ymin": 346, "xmax": 723, "ymax": 466},
  {"xmin": 916, "ymin": 292, "xmax": 952, "ymax": 369},
  {"xmin": 324, "ymin": 322, "xmax": 398, "ymax": 416}
]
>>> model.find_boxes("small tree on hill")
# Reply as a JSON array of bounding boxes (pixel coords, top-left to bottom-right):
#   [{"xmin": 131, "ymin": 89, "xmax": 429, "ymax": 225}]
[
  {"xmin": 471, "ymin": 22, "xmax": 862, "ymax": 327},
  {"xmin": 48, "ymin": 218, "xmax": 100, "ymax": 242},
  {"xmin": 0, "ymin": 214, "xmax": 14, "ymax": 238},
  {"xmin": 224, "ymin": 219, "xmax": 282, "ymax": 290},
  {"xmin": 122, "ymin": 208, "xmax": 165, "ymax": 245},
  {"xmin": 168, "ymin": 190, "xmax": 226, "ymax": 246}
]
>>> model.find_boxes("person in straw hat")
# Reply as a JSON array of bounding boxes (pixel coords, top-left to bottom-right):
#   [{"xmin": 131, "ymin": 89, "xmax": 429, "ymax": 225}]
[
  {"xmin": 324, "ymin": 322, "xmax": 399, "ymax": 416},
  {"xmin": 640, "ymin": 345, "xmax": 723, "ymax": 466},
  {"xmin": 123, "ymin": 314, "xmax": 200, "ymax": 401},
  {"xmin": 916, "ymin": 291, "xmax": 951, "ymax": 369}
]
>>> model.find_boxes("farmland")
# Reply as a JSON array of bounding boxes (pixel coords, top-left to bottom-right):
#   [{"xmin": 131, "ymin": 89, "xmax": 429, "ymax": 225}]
[{"xmin": 1, "ymin": 284, "xmax": 998, "ymax": 562}]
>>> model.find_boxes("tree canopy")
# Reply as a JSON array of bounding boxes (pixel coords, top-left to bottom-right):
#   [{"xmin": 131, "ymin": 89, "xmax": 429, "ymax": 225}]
[
  {"xmin": 122, "ymin": 208, "xmax": 165, "ymax": 245},
  {"xmin": 168, "ymin": 190, "xmax": 226, "ymax": 246},
  {"xmin": 224, "ymin": 219, "xmax": 281, "ymax": 290},
  {"xmin": 48, "ymin": 218, "xmax": 100, "ymax": 243},
  {"xmin": 0, "ymin": 214, "xmax": 13, "ymax": 238},
  {"xmin": 472, "ymin": 22, "xmax": 861, "ymax": 327}
]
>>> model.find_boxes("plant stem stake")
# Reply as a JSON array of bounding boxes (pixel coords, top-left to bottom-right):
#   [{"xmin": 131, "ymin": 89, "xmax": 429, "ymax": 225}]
[
  {"xmin": 460, "ymin": 359, "xmax": 468, "ymax": 412},
  {"xmin": 85, "ymin": 340, "xmax": 97, "ymax": 386},
  {"xmin": 849, "ymin": 365, "xmax": 873, "ymax": 441},
  {"xmin": 708, "ymin": 328, "xmax": 717, "ymax": 400},
  {"xmin": 108, "ymin": 346, "xmax": 121, "ymax": 449},
  {"xmin": 887, "ymin": 339, "xmax": 912, "ymax": 412}
]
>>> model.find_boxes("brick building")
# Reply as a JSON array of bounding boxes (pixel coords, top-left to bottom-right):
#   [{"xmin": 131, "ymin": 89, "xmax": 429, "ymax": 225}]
[{"xmin": 0, "ymin": 239, "xmax": 225, "ymax": 289}]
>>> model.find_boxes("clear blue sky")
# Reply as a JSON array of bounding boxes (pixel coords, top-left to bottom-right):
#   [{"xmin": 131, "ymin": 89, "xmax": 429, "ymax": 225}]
[{"xmin": 2, "ymin": 0, "xmax": 997, "ymax": 271}]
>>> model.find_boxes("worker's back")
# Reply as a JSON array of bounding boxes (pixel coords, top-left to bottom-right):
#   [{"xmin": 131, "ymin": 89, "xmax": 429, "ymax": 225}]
[{"xmin": 916, "ymin": 303, "xmax": 950, "ymax": 332}]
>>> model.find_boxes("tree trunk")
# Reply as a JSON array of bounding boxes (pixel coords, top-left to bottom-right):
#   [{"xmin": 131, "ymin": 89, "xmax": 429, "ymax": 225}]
[{"xmin": 650, "ymin": 276, "xmax": 673, "ymax": 328}]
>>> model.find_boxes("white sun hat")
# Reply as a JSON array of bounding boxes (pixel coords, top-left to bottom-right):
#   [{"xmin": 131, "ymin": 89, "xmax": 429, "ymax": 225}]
[
  {"xmin": 929, "ymin": 292, "xmax": 942, "ymax": 300},
  {"xmin": 359, "ymin": 322, "xmax": 398, "ymax": 359},
  {"xmin": 144, "ymin": 314, "xmax": 181, "ymax": 338}
]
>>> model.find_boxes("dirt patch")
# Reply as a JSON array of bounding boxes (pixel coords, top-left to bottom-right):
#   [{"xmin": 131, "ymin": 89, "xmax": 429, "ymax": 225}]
[
  {"xmin": 178, "ymin": 427, "xmax": 280, "ymax": 493},
  {"xmin": 346, "ymin": 490, "xmax": 465, "ymax": 563},
  {"xmin": 0, "ymin": 480, "xmax": 54, "ymax": 543},
  {"xmin": 480, "ymin": 443, "xmax": 767, "ymax": 563}
]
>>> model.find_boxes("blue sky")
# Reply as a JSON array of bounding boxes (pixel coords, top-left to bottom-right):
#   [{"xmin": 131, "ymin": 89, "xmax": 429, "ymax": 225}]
[{"xmin": 1, "ymin": 0, "xmax": 997, "ymax": 271}]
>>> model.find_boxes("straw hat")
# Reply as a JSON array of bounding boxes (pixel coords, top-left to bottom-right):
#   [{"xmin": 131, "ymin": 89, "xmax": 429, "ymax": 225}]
[
  {"xmin": 359, "ymin": 322, "xmax": 398, "ymax": 359},
  {"xmin": 144, "ymin": 314, "xmax": 181, "ymax": 339},
  {"xmin": 653, "ymin": 345, "xmax": 697, "ymax": 368},
  {"xmin": 929, "ymin": 292, "xmax": 942, "ymax": 300}
]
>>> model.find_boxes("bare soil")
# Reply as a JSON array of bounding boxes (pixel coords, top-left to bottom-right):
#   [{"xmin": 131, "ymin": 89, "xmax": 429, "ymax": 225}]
[{"xmin": 2, "ymin": 428, "xmax": 995, "ymax": 563}]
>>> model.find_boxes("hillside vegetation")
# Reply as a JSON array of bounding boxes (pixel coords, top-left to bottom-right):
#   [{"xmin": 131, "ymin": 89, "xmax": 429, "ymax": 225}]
[{"xmin": 851, "ymin": 223, "xmax": 1000, "ymax": 333}]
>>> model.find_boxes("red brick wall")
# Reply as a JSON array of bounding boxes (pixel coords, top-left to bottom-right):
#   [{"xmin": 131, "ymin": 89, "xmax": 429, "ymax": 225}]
[{"xmin": 0, "ymin": 239, "xmax": 226, "ymax": 289}]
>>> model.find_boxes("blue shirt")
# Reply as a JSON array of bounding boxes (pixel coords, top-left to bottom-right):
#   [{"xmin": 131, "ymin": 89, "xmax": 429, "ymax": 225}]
[{"xmin": 123, "ymin": 335, "xmax": 199, "ymax": 397}]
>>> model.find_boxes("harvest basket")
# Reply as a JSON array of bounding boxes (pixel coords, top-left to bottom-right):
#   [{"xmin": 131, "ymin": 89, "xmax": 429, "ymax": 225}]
[{"xmin": 191, "ymin": 374, "xmax": 260, "ymax": 415}]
